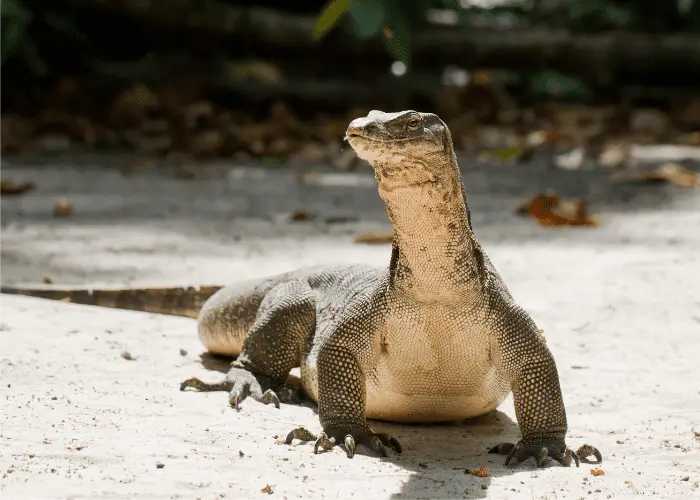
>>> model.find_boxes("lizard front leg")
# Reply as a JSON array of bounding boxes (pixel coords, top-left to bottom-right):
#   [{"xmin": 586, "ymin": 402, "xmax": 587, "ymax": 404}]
[
  {"xmin": 286, "ymin": 343, "xmax": 402, "ymax": 458},
  {"xmin": 489, "ymin": 305, "xmax": 602, "ymax": 467},
  {"xmin": 181, "ymin": 281, "xmax": 314, "ymax": 408}
]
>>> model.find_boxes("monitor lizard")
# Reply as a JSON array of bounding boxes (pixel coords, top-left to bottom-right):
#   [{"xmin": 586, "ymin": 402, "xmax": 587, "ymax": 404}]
[{"xmin": 2, "ymin": 110, "xmax": 601, "ymax": 467}]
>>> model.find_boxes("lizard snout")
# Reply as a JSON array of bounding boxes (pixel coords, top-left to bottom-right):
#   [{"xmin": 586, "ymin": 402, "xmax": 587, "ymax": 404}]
[{"xmin": 346, "ymin": 117, "xmax": 379, "ymax": 140}]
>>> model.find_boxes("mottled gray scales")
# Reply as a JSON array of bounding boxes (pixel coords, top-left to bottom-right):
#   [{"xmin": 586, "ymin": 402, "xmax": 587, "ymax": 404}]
[{"xmin": 1, "ymin": 110, "xmax": 600, "ymax": 467}]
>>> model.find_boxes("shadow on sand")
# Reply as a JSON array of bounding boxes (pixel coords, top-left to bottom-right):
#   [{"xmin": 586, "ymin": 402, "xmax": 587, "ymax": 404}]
[{"xmin": 198, "ymin": 352, "xmax": 558, "ymax": 499}]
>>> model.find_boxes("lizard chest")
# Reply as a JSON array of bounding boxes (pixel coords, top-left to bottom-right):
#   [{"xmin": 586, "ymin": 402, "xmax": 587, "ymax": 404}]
[{"xmin": 364, "ymin": 302, "xmax": 510, "ymax": 422}]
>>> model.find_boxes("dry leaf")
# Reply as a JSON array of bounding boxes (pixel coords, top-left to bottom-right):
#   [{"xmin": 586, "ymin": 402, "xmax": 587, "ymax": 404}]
[
  {"xmin": 290, "ymin": 211, "xmax": 313, "ymax": 222},
  {"xmin": 598, "ymin": 143, "xmax": 629, "ymax": 168},
  {"xmin": 516, "ymin": 192, "xmax": 598, "ymax": 227},
  {"xmin": 109, "ymin": 84, "xmax": 159, "ymax": 127},
  {"xmin": 261, "ymin": 484, "xmax": 273, "ymax": 494},
  {"xmin": 354, "ymin": 232, "xmax": 394, "ymax": 244},
  {"xmin": 467, "ymin": 466, "xmax": 489, "ymax": 477},
  {"xmin": 590, "ymin": 468, "xmax": 606, "ymax": 476},
  {"xmin": 296, "ymin": 171, "xmax": 318, "ymax": 183},
  {"xmin": 121, "ymin": 351, "xmax": 135, "ymax": 361},
  {"xmin": 53, "ymin": 200, "xmax": 73, "ymax": 217},
  {"xmin": 614, "ymin": 163, "xmax": 700, "ymax": 188},
  {"xmin": 1, "ymin": 180, "xmax": 35, "ymax": 195}
]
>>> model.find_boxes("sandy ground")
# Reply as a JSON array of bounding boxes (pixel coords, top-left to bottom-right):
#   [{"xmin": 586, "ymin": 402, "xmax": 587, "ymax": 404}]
[{"xmin": 1, "ymin": 153, "xmax": 699, "ymax": 499}]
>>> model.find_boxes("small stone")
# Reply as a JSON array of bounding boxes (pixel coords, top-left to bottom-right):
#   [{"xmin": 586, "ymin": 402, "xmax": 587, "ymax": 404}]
[
  {"xmin": 179, "ymin": 348, "xmax": 188, "ymax": 356},
  {"xmin": 156, "ymin": 462, "xmax": 164, "ymax": 469},
  {"xmin": 480, "ymin": 483, "xmax": 488, "ymax": 490}
]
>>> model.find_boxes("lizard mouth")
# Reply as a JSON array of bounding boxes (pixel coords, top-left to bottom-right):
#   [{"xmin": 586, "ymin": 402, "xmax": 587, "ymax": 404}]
[{"xmin": 345, "ymin": 133, "xmax": 414, "ymax": 144}]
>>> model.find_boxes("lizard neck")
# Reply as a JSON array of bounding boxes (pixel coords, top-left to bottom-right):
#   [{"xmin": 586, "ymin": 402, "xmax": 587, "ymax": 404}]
[{"xmin": 376, "ymin": 153, "xmax": 486, "ymax": 303}]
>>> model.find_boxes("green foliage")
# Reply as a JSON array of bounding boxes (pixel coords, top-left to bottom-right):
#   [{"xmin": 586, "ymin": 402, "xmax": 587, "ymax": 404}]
[
  {"xmin": 681, "ymin": 0, "xmax": 700, "ymax": 29},
  {"xmin": 1, "ymin": 0, "xmax": 88, "ymax": 68},
  {"xmin": 347, "ymin": 0, "xmax": 384, "ymax": 38},
  {"xmin": 528, "ymin": 71, "xmax": 592, "ymax": 102},
  {"xmin": 566, "ymin": 0, "xmax": 635, "ymax": 31},
  {"xmin": 1, "ymin": 0, "xmax": 33, "ymax": 64},
  {"xmin": 312, "ymin": 0, "xmax": 434, "ymax": 67},
  {"xmin": 312, "ymin": 0, "xmax": 355, "ymax": 41}
]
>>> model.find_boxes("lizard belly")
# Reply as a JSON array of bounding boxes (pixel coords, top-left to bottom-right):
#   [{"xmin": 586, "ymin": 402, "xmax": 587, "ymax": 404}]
[{"xmin": 364, "ymin": 311, "xmax": 510, "ymax": 423}]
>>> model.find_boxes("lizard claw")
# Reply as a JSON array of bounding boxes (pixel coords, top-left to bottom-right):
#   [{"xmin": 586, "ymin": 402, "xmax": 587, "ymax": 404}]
[
  {"xmin": 180, "ymin": 367, "xmax": 284, "ymax": 409},
  {"xmin": 576, "ymin": 444, "xmax": 603, "ymax": 463},
  {"xmin": 286, "ymin": 426, "xmax": 401, "ymax": 458},
  {"xmin": 490, "ymin": 439, "xmax": 581, "ymax": 467}
]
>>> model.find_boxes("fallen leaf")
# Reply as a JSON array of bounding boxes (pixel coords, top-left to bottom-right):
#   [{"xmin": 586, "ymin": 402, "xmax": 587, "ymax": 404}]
[
  {"xmin": 121, "ymin": 351, "xmax": 135, "ymax": 361},
  {"xmin": 1, "ymin": 180, "xmax": 35, "ymax": 195},
  {"xmin": 296, "ymin": 171, "xmax": 318, "ymax": 183},
  {"xmin": 261, "ymin": 484, "xmax": 273, "ymax": 494},
  {"xmin": 354, "ymin": 232, "xmax": 394, "ymax": 244},
  {"xmin": 53, "ymin": 200, "xmax": 73, "ymax": 217},
  {"xmin": 598, "ymin": 143, "xmax": 629, "ymax": 168},
  {"xmin": 613, "ymin": 162, "xmax": 700, "ymax": 188},
  {"xmin": 487, "ymin": 146, "xmax": 531, "ymax": 163},
  {"xmin": 290, "ymin": 211, "xmax": 313, "ymax": 222},
  {"xmin": 590, "ymin": 468, "xmax": 606, "ymax": 476},
  {"xmin": 467, "ymin": 466, "xmax": 489, "ymax": 477},
  {"xmin": 60, "ymin": 297, "xmax": 72, "ymax": 303},
  {"xmin": 179, "ymin": 348, "xmax": 188, "ymax": 356},
  {"xmin": 516, "ymin": 192, "xmax": 598, "ymax": 227}
]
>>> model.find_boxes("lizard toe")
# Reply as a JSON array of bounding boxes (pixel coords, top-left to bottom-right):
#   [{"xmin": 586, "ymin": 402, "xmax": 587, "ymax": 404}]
[
  {"xmin": 344, "ymin": 435, "xmax": 357, "ymax": 458},
  {"xmin": 576, "ymin": 444, "xmax": 603, "ymax": 464},
  {"xmin": 494, "ymin": 439, "xmax": 580, "ymax": 468},
  {"xmin": 313, "ymin": 432, "xmax": 337, "ymax": 454},
  {"xmin": 374, "ymin": 432, "xmax": 403, "ymax": 454},
  {"xmin": 179, "ymin": 376, "xmax": 233, "ymax": 393},
  {"xmin": 259, "ymin": 389, "xmax": 281, "ymax": 408},
  {"xmin": 285, "ymin": 426, "xmax": 318, "ymax": 445}
]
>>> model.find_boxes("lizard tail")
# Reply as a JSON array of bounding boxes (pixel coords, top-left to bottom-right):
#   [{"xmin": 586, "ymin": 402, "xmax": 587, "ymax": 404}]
[{"xmin": 0, "ymin": 285, "xmax": 223, "ymax": 319}]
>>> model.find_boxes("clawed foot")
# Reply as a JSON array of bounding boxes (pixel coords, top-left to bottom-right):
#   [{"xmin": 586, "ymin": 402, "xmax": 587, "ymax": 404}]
[
  {"xmin": 180, "ymin": 367, "xmax": 302, "ymax": 409},
  {"xmin": 576, "ymin": 444, "xmax": 603, "ymax": 464},
  {"xmin": 285, "ymin": 425, "xmax": 402, "ymax": 459},
  {"xmin": 489, "ymin": 439, "xmax": 600, "ymax": 467}
]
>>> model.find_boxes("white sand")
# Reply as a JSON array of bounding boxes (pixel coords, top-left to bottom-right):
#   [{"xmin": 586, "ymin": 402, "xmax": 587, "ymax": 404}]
[{"xmin": 1, "ymin": 159, "xmax": 699, "ymax": 498}]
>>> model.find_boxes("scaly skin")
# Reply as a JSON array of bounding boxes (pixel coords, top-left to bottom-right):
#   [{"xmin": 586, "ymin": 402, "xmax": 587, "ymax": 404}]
[{"xmin": 2, "ymin": 110, "xmax": 601, "ymax": 466}]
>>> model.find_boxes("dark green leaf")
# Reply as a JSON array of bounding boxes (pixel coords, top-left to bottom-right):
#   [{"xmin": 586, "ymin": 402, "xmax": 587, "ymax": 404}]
[
  {"xmin": 682, "ymin": 0, "xmax": 700, "ymax": 28},
  {"xmin": 382, "ymin": 1, "xmax": 412, "ymax": 66},
  {"xmin": 529, "ymin": 71, "xmax": 591, "ymax": 102},
  {"xmin": 312, "ymin": 0, "xmax": 355, "ymax": 40},
  {"xmin": 43, "ymin": 11, "xmax": 89, "ymax": 43},
  {"xmin": 347, "ymin": 0, "xmax": 385, "ymax": 38},
  {"xmin": 1, "ymin": 18, "xmax": 28, "ymax": 64},
  {"xmin": 1, "ymin": 0, "xmax": 32, "ymax": 22}
]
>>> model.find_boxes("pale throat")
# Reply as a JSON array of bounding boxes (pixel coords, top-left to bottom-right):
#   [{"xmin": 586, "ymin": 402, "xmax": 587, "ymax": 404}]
[{"xmin": 374, "ymin": 156, "xmax": 480, "ymax": 298}]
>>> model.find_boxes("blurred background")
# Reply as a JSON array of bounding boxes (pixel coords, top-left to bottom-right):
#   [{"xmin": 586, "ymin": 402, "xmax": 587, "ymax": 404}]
[{"xmin": 1, "ymin": 0, "xmax": 699, "ymax": 233}]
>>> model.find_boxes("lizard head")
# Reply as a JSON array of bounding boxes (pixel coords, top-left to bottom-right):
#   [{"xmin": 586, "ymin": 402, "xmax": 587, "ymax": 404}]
[{"xmin": 345, "ymin": 110, "xmax": 456, "ymax": 190}]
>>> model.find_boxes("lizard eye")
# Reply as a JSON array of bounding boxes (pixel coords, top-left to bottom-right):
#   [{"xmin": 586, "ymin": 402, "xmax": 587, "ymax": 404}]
[{"xmin": 407, "ymin": 117, "xmax": 421, "ymax": 129}]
